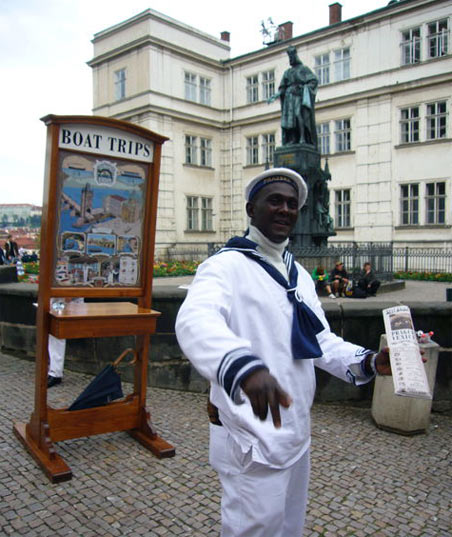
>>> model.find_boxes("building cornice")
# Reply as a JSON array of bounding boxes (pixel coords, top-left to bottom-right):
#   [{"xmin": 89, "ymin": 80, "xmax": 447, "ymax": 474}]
[
  {"xmin": 223, "ymin": 0, "xmax": 444, "ymax": 67},
  {"xmin": 88, "ymin": 35, "xmax": 225, "ymax": 71},
  {"xmin": 92, "ymin": 8, "xmax": 230, "ymax": 53}
]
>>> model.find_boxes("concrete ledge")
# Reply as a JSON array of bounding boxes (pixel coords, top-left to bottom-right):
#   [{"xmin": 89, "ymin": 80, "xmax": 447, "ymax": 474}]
[
  {"xmin": 378, "ymin": 280, "xmax": 405, "ymax": 294},
  {"xmin": 0, "ymin": 282, "xmax": 451, "ymax": 412}
]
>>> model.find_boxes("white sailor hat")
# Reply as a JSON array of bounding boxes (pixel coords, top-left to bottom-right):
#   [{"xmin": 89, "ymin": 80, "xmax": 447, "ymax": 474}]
[{"xmin": 245, "ymin": 167, "xmax": 308, "ymax": 210}]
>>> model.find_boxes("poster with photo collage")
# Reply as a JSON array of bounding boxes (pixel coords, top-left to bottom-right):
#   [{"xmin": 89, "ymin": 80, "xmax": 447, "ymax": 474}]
[{"xmin": 53, "ymin": 150, "xmax": 148, "ymax": 287}]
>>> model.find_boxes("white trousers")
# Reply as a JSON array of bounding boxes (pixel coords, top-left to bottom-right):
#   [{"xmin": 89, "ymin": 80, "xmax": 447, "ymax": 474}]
[
  {"xmin": 48, "ymin": 335, "xmax": 66, "ymax": 378},
  {"xmin": 209, "ymin": 424, "xmax": 310, "ymax": 537}
]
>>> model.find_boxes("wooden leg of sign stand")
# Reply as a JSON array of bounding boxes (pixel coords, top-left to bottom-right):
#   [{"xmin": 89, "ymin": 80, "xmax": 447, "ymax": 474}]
[
  {"xmin": 128, "ymin": 407, "xmax": 175, "ymax": 459},
  {"xmin": 13, "ymin": 421, "xmax": 72, "ymax": 483}
]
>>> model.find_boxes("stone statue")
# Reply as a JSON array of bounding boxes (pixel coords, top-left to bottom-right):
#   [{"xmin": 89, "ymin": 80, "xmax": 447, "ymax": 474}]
[
  {"xmin": 268, "ymin": 46, "xmax": 318, "ymax": 148},
  {"xmin": 313, "ymin": 165, "xmax": 334, "ymax": 233}
]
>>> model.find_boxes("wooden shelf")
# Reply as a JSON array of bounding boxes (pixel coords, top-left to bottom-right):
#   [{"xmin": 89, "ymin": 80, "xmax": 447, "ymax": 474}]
[{"xmin": 49, "ymin": 302, "xmax": 161, "ymax": 339}]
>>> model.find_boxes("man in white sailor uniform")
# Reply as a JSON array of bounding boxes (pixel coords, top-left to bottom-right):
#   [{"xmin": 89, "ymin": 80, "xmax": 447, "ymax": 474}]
[{"xmin": 175, "ymin": 167, "xmax": 391, "ymax": 537}]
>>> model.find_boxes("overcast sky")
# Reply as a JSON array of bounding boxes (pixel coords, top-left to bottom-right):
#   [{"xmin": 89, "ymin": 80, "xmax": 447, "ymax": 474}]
[{"xmin": 0, "ymin": 0, "xmax": 387, "ymax": 206}]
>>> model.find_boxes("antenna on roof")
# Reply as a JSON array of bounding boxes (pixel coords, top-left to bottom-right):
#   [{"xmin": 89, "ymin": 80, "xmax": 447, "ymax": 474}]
[{"xmin": 260, "ymin": 18, "xmax": 277, "ymax": 45}]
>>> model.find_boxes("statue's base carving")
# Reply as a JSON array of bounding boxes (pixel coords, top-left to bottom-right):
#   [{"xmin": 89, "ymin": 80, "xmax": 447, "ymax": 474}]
[{"xmin": 274, "ymin": 143, "xmax": 320, "ymax": 175}]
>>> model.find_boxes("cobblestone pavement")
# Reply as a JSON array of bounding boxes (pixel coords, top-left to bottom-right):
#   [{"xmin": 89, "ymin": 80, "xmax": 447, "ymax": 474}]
[{"xmin": 1, "ymin": 353, "xmax": 451, "ymax": 537}]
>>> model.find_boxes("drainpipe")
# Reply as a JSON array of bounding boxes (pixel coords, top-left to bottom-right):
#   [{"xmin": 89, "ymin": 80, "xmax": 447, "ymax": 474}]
[{"xmin": 229, "ymin": 64, "xmax": 234, "ymax": 236}]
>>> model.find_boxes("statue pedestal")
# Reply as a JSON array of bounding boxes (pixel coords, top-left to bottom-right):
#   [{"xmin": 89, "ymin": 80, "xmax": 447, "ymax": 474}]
[
  {"xmin": 274, "ymin": 144, "xmax": 335, "ymax": 248},
  {"xmin": 274, "ymin": 143, "xmax": 320, "ymax": 175}
]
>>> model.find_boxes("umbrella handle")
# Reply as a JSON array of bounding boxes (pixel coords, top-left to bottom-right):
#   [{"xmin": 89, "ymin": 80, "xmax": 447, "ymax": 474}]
[{"xmin": 113, "ymin": 348, "xmax": 138, "ymax": 368}]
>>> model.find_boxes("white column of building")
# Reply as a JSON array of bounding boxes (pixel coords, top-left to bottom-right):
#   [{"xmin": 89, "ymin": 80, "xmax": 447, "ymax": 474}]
[{"xmin": 355, "ymin": 96, "xmax": 394, "ymax": 242}]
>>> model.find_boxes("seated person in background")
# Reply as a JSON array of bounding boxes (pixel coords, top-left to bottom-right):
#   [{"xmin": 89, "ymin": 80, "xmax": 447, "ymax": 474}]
[
  {"xmin": 357, "ymin": 262, "xmax": 381, "ymax": 296},
  {"xmin": 311, "ymin": 266, "xmax": 335, "ymax": 299},
  {"xmin": 330, "ymin": 261, "xmax": 349, "ymax": 297}
]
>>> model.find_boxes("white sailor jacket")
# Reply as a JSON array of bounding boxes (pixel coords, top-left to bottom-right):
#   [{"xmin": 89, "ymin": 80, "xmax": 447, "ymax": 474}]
[{"xmin": 176, "ymin": 250, "xmax": 373, "ymax": 468}]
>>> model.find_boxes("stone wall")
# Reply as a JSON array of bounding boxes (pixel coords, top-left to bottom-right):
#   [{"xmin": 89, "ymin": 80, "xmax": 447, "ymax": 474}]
[{"xmin": 1, "ymin": 282, "xmax": 451, "ymax": 413}]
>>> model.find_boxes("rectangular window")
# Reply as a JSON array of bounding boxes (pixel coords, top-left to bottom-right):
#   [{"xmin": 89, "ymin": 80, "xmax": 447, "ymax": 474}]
[
  {"xmin": 246, "ymin": 75, "xmax": 259, "ymax": 103},
  {"xmin": 114, "ymin": 69, "xmax": 126, "ymax": 101},
  {"xmin": 335, "ymin": 189, "xmax": 351, "ymax": 228},
  {"xmin": 401, "ymin": 27, "xmax": 421, "ymax": 64},
  {"xmin": 201, "ymin": 197, "xmax": 213, "ymax": 231},
  {"xmin": 199, "ymin": 77, "xmax": 211, "ymax": 105},
  {"xmin": 400, "ymin": 184, "xmax": 419, "ymax": 225},
  {"xmin": 334, "ymin": 48, "xmax": 350, "ymax": 81},
  {"xmin": 314, "ymin": 53, "xmax": 330, "ymax": 85},
  {"xmin": 316, "ymin": 122, "xmax": 330, "ymax": 155},
  {"xmin": 426, "ymin": 182, "xmax": 446, "ymax": 224},
  {"xmin": 426, "ymin": 101, "xmax": 447, "ymax": 140},
  {"xmin": 200, "ymin": 138, "xmax": 212, "ymax": 167},
  {"xmin": 246, "ymin": 136, "xmax": 259, "ymax": 165},
  {"xmin": 427, "ymin": 19, "xmax": 449, "ymax": 58},
  {"xmin": 262, "ymin": 70, "xmax": 275, "ymax": 100},
  {"xmin": 261, "ymin": 133, "xmax": 275, "ymax": 165},
  {"xmin": 184, "ymin": 72, "xmax": 197, "ymax": 102},
  {"xmin": 400, "ymin": 107, "xmax": 420, "ymax": 143},
  {"xmin": 185, "ymin": 135, "xmax": 197, "ymax": 165},
  {"xmin": 187, "ymin": 196, "xmax": 199, "ymax": 231},
  {"xmin": 335, "ymin": 119, "xmax": 351, "ymax": 152}
]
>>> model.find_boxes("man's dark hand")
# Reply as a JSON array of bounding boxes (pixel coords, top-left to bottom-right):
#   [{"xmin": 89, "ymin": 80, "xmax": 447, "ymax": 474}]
[
  {"xmin": 241, "ymin": 369, "xmax": 292, "ymax": 428},
  {"xmin": 374, "ymin": 347, "xmax": 391, "ymax": 375}
]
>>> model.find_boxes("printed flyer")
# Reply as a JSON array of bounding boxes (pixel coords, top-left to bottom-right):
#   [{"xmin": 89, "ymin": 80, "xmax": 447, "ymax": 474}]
[{"xmin": 382, "ymin": 305, "xmax": 432, "ymax": 399}]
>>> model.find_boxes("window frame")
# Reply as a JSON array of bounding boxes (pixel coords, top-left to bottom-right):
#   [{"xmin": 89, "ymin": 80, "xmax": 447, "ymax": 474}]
[
  {"xmin": 334, "ymin": 189, "xmax": 351, "ymax": 228},
  {"xmin": 185, "ymin": 135, "xmax": 198, "ymax": 165},
  {"xmin": 401, "ymin": 26, "xmax": 421, "ymax": 65},
  {"xmin": 200, "ymin": 197, "xmax": 213, "ymax": 231},
  {"xmin": 246, "ymin": 136, "xmax": 259, "ymax": 165},
  {"xmin": 334, "ymin": 119, "xmax": 351, "ymax": 152},
  {"xmin": 184, "ymin": 72, "xmax": 197, "ymax": 102},
  {"xmin": 316, "ymin": 122, "xmax": 331, "ymax": 155},
  {"xmin": 425, "ymin": 182, "xmax": 446, "ymax": 225},
  {"xmin": 114, "ymin": 68, "xmax": 126, "ymax": 101},
  {"xmin": 199, "ymin": 77, "xmax": 211, "ymax": 106},
  {"xmin": 334, "ymin": 47, "xmax": 350, "ymax": 81},
  {"xmin": 200, "ymin": 137, "xmax": 212, "ymax": 167},
  {"xmin": 261, "ymin": 133, "xmax": 275, "ymax": 165},
  {"xmin": 400, "ymin": 106, "xmax": 420, "ymax": 143},
  {"xmin": 427, "ymin": 18, "xmax": 449, "ymax": 58},
  {"xmin": 186, "ymin": 196, "xmax": 199, "ymax": 231},
  {"xmin": 314, "ymin": 53, "xmax": 330, "ymax": 85},
  {"xmin": 246, "ymin": 75, "xmax": 259, "ymax": 104},
  {"xmin": 262, "ymin": 70, "xmax": 275, "ymax": 101},
  {"xmin": 400, "ymin": 183, "xmax": 419, "ymax": 225},
  {"xmin": 426, "ymin": 101, "xmax": 447, "ymax": 140}
]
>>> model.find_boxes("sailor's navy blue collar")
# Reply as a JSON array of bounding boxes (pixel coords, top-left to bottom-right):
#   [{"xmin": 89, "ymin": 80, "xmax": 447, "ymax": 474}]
[{"xmin": 217, "ymin": 236, "xmax": 324, "ymax": 360}]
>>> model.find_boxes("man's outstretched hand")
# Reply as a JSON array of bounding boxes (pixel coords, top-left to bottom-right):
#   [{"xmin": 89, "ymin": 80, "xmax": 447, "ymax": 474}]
[
  {"xmin": 371, "ymin": 346, "xmax": 426, "ymax": 376},
  {"xmin": 241, "ymin": 369, "xmax": 292, "ymax": 428},
  {"xmin": 374, "ymin": 347, "xmax": 392, "ymax": 375}
]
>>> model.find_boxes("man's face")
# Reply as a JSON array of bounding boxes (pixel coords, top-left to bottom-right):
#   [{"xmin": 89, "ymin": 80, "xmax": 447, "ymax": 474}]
[{"xmin": 246, "ymin": 182, "xmax": 299, "ymax": 243}]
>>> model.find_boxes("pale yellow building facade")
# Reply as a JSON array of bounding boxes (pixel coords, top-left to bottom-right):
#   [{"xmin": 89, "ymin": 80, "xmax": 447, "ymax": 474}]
[{"xmin": 89, "ymin": 0, "xmax": 452, "ymax": 255}]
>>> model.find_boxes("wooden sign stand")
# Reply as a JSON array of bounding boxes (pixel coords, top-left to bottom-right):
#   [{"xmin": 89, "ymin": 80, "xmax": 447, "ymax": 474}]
[{"xmin": 13, "ymin": 115, "xmax": 175, "ymax": 483}]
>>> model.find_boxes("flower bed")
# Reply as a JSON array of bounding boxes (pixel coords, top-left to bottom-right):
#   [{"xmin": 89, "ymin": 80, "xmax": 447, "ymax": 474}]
[
  {"xmin": 394, "ymin": 271, "xmax": 452, "ymax": 282},
  {"xmin": 153, "ymin": 260, "xmax": 200, "ymax": 277}
]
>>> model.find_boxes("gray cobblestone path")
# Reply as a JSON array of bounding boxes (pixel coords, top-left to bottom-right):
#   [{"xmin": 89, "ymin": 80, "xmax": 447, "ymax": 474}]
[{"xmin": 1, "ymin": 353, "xmax": 451, "ymax": 536}]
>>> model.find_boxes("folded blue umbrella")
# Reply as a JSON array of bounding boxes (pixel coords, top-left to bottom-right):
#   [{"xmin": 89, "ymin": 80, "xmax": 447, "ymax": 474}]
[{"xmin": 68, "ymin": 348, "xmax": 137, "ymax": 411}]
